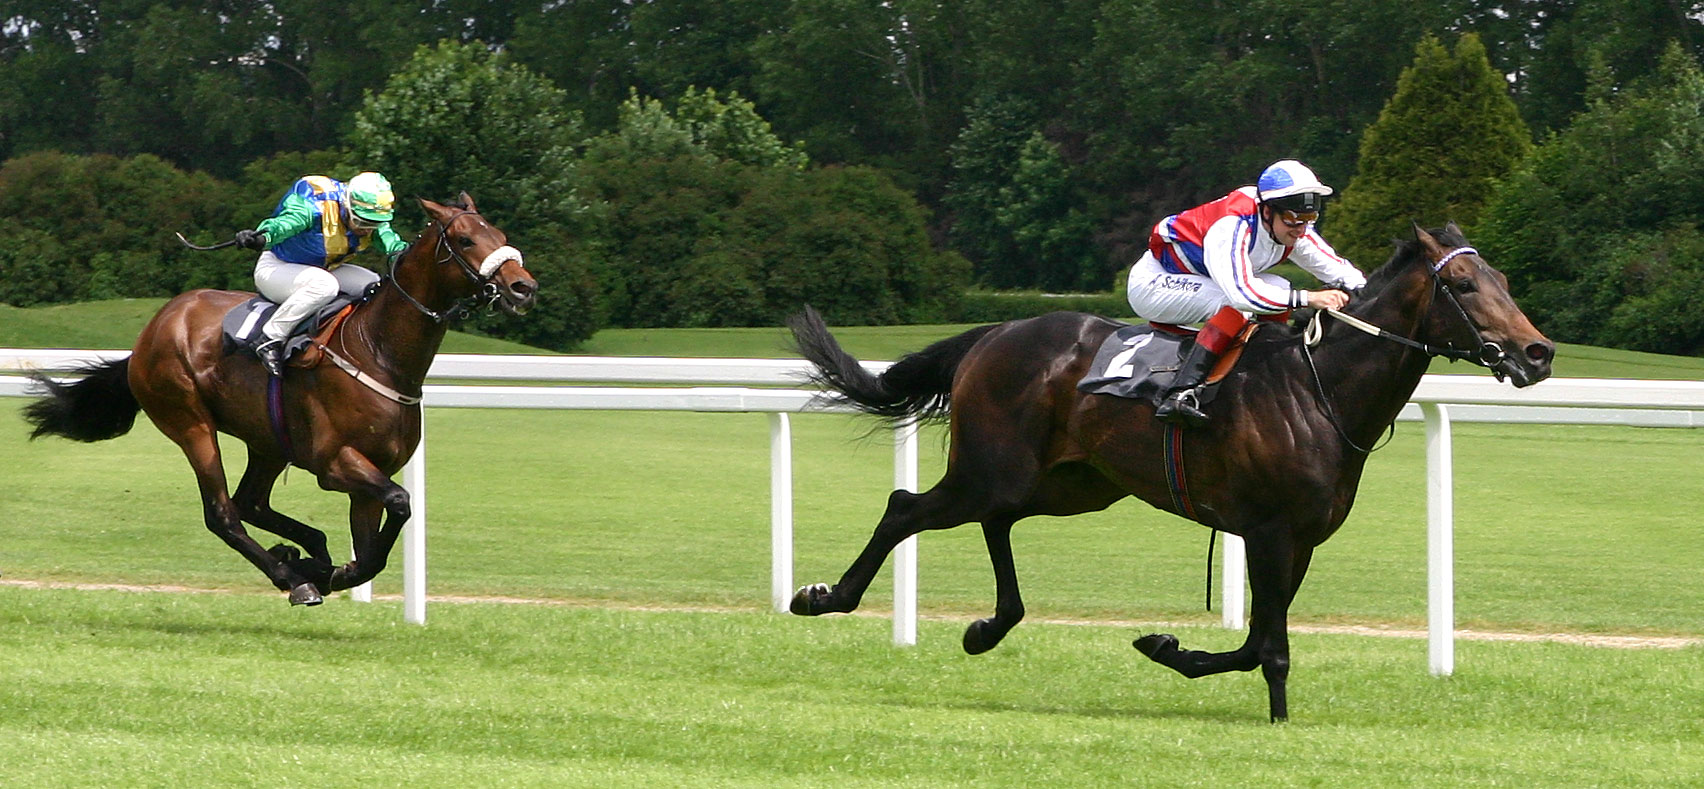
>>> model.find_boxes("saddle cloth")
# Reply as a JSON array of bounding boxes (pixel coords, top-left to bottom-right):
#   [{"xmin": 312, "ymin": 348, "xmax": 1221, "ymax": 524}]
[
  {"xmin": 1076, "ymin": 321, "xmax": 1262, "ymax": 404},
  {"xmin": 221, "ymin": 287, "xmax": 372, "ymax": 369}
]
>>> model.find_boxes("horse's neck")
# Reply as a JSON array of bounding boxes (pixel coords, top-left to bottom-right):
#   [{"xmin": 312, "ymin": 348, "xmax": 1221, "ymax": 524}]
[
  {"xmin": 342, "ymin": 252, "xmax": 451, "ymax": 388},
  {"xmin": 1303, "ymin": 264, "xmax": 1437, "ymax": 443}
]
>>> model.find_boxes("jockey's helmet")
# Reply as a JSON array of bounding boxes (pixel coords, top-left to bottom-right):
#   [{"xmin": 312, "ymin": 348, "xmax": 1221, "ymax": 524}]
[
  {"xmin": 347, "ymin": 172, "xmax": 396, "ymax": 224},
  {"xmin": 1256, "ymin": 160, "xmax": 1332, "ymax": 214}
]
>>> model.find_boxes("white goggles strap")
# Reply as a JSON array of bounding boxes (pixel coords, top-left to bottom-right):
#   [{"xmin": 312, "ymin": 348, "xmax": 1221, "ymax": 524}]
[{"xmin": 479, "ymin": 245, "xmax": 524, "ymax": 277}]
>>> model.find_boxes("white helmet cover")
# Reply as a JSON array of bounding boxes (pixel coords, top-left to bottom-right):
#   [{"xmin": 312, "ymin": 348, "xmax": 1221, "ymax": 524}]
[{"xmin": 1256, "ymin": 159, "xmax": 1333, "ymax": 202}]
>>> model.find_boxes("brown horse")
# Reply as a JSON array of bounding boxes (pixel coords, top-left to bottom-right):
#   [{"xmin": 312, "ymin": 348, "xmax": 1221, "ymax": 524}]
[
  {"xmin": 24, "ymin": 195, "xmax": 536, "ymax": 606},
  {"xmin": 787, "ymin": 223, "xmax": 1553, "ymax": 721}
]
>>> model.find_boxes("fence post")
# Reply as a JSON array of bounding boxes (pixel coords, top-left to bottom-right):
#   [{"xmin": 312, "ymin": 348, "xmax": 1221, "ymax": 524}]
[
  {"xmin": 1221, "ymin": 533, "xmax": 1246, "ymax": 628},
  {"xmin": 892, "ymin": 418, "xmax": 919, "ymax": 646},
  {"xmin": 769, "ymin": 413, "xmax": 793, "ymax": 613},
  {"xmin": 1422, "ymin": 402, "xmax": 1454, "ymax": 676},
  {"xmin": 403, "ymin": 416, "xmax": 427, "ymax": 625}
]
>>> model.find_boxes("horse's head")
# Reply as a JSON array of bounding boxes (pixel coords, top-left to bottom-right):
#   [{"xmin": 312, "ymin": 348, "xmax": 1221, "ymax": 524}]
[
  {"xmin": 1412, "ymin": 222, "xmax": 1554, "ymax": 387},
  {"xmin": 411, "ymin": 194, "xmax": 538, "ymax": 317}
]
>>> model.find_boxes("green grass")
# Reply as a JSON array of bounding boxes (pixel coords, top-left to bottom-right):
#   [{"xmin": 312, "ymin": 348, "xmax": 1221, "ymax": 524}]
[
  {"xmin": 3, "ymin": 299, "xmax": 1704, "ymax": 785},
  {"xmin": 1, "ymin": 588, "xmax": 1699, "ymax": 788}
]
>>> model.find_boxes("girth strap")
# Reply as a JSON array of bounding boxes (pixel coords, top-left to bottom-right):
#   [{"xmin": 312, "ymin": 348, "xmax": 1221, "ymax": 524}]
[{"xmin": 1163, "ymin": 423, "xmax": 1199, "ymax": 521}]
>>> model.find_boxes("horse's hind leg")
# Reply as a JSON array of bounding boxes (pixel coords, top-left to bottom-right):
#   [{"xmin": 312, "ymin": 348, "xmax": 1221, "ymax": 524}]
[
  {"xmin": 233, "ymin": 454, "xmax": 335, "ymax": 589},
  {"xmin": 962, "ymin": 516, "xmax": 1023, "ymax": 655},
  {"xmin": 791, "ymin": 478, "xmax": 984, "ymax": 616}
]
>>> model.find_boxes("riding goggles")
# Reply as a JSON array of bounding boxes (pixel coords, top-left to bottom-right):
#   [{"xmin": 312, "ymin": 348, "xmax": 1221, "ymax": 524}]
[{"xmin": 1276, "ymin": 209, "xmax": 1319, "ymax": 228}]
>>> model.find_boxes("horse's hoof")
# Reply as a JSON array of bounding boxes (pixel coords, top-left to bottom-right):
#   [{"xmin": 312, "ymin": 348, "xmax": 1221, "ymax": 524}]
[
  {"xmin": 1133, "ymin": 633, "xmax": 1179, "ymax": 660},
  {"xmin": 789, "ymin": 583, "xmax": 831, "ymax": 616},
  {"xmin": 963, "ymin": 618, "xmax": 1003, "ymax": 655},
  {"xmin": 288, "ymin": 583, "xmax": 324, "ymax": 607}
]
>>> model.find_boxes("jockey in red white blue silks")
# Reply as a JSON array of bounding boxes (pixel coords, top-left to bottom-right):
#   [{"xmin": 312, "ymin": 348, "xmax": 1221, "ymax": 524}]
[
  {"xmin": 233, "ymin": 172, "xmax": 408, "ymax": 377},
  {"xmin": 1126, "ymin": 159, "xmax": 1367, "ymax": 427}
]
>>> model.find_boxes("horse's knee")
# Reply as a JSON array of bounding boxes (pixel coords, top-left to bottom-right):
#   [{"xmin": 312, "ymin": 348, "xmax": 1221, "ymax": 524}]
[
  {"xmin": 201, "ymin": 499, "xmax": 241, "ymax": 535},
  {"xmin": 1259, "ymin": 649, "xmax": 1290, "ymax": 683},
  {"xmin": 382, "ymin": 487, "xmax": 410, "ymax": 521}
]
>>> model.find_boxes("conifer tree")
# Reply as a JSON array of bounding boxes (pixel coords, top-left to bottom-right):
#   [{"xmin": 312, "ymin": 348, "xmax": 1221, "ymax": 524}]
[{"xmin": 1331, "ymin": 34, "xmax": 1532, "ymax": 267}]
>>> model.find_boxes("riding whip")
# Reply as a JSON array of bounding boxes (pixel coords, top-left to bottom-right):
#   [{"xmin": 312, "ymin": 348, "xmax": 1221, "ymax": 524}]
[{"xmin": 174, "ymin": 232, "xmax": 239, "ymax": 251}]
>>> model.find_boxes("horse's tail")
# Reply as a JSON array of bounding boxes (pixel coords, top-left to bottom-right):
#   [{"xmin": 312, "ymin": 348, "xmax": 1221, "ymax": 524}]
[
  {"xmin": 23, "ymin": 357, "xmax": 141, "ymax": 442},
  {"xmin": 787, "ymin": 306, "xmax": 998, "ymax": 424}
]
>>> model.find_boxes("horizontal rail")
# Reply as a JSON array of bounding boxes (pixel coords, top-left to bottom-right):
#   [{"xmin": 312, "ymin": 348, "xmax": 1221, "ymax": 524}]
[{"xmin": 7, "ymin": 349, "xmax": 1702, "ymax": 412}]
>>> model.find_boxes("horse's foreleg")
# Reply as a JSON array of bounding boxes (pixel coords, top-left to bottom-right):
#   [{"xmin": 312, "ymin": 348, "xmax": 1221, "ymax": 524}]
[
  {"xmin": 1134, "ymin": 529, "xmax": 1313, "ymax": 722},
  {"xmin": 319, "ymin": 448, "xmax": 409, "ymax": 591},
  {"xmin": 963, "ymin": 517, "xmax": 1024, "ymax": 655}
]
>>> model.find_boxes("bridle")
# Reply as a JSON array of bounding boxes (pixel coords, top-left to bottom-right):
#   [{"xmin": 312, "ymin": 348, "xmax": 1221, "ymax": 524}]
[
  {"xmin": 1300, "ymin": 244, "xmax": 1509, "ymax": 453},
  {"xmin": 1304, "ymin": 246, "xmax": 1506, "ymax": 369},
  {"xmin": 388, "ymin": 209, "xmax": 523, "ymax": 324}
]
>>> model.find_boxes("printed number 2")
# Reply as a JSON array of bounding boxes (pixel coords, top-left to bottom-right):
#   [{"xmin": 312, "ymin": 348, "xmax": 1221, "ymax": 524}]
[{"xmin": 1104, "ymin": 335, "xmax": 1153, "ymax": 379}]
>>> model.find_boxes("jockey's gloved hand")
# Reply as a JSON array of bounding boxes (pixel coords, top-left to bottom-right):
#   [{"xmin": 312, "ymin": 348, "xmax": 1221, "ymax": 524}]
[{"xmin": 235, "ymin": 229, "xmax": 266, "ymax": 250}]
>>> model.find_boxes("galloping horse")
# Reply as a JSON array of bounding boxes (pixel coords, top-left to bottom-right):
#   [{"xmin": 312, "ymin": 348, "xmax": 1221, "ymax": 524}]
[
  {"xmin": 24, "ymin": 195, "xmax": 536, "ymax": 606},
  {"xmin": 787, "ymin": 224, "xmax": 1553, "ymax": 721}
]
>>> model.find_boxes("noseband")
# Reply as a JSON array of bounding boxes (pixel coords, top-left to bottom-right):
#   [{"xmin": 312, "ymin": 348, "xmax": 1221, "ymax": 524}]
[{"xmin": 388, "ymin": 209, "xmax": 524, "ymax": 324}]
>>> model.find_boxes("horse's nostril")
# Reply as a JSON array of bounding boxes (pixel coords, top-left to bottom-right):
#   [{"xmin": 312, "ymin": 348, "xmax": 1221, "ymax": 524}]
[
  {"xmin": 1526, "ymin": 342, "xmax": 1553, "ymax": 363},
  {"xmin": 510, "ymin": 280, "xmax": 535, "ymax": 299}
]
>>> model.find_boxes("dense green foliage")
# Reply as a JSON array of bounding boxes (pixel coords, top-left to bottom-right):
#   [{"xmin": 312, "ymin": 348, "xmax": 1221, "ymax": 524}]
[
  {"xmin": 5, "ymin": 2, "xmax": 1704, "ymax": 350},
  {"xmin": 1478, "ymin": 46, "xmax": 1704, "ymax": 355},
  {"xmin": 1331, "ymin": 35, "xmax": 1532, "ymax": 266}
]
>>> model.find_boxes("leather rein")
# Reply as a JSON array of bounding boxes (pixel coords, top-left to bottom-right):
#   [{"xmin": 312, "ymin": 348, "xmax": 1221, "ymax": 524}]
[{"xmin": 1299, "ymin": 245, "xmax": 1507, "ymax": 454}]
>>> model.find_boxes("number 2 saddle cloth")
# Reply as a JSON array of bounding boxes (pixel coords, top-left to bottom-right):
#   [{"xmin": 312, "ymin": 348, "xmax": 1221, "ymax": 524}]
[{"xmin": 1076, "ymin": 320, "xmax": 1264, "ymax": 407}]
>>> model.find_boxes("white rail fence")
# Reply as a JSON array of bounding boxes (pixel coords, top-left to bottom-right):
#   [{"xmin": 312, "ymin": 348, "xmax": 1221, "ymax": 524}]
[{"xmin": 5, "ymin": 349, "xmax": 1703, "ymax": 671}]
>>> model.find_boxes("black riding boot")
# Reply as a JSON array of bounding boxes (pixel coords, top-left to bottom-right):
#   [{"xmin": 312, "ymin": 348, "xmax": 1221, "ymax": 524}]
[
  {"xmin": 255, "ymin": 338, "xmax": 287, "ymax": 378},
  {"xmin": 1154, "ymin": 341, "xmax": 1219, "ymax": 428}
]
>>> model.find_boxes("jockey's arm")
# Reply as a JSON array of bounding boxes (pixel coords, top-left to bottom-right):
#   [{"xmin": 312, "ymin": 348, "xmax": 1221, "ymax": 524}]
[
  {"xmin": 253, "ymin": 194, "xmax": 317, "ymax": 248},
  {"xmin": 1290, "ymin": 230, "xmax": 1367, "ymax": 291},
  {"xmin": 1200, "ymin": 215, "xmax": 1305, "ymax": 314},
  {"xmin": 372, "ymin": 223, "xmax": 408, "ymax": 257}
]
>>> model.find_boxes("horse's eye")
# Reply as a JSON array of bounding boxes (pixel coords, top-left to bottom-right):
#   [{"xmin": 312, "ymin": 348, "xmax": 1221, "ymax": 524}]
[
  {"xmin": 1453, "ymin": 279, "xmax": 1476, "ymax": 294},
  {"xmin": 458, "ymin": 237, "xmax": 475, "ymax": 249}
]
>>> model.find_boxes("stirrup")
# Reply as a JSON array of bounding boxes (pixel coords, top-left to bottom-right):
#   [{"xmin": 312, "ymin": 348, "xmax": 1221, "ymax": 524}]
[
  {"xmin": 255, "ymin": 339, "xmax": 287, "ymax": 378},
  {"xmin": 1155, "ymin": 388, "xmax": 1209, "ymax": 428}
]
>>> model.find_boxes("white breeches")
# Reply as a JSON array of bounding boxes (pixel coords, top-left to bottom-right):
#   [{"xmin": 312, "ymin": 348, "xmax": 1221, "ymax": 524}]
[
  {"xmin": 1125, "ymin": 251, "xmax": 1285, "ymax": 326},
  {"xmin": 254, "ymin": 252, "xmax": 380, "ymax": 341}
]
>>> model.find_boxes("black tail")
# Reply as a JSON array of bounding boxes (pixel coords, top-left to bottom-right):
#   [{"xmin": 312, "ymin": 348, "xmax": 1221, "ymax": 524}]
[
  {"xmin": 23, "ymin": 357, "xmax": 141, "ymax": 442},
  {"xmin": 787, "ymin": 306, "xmax": 999, "ymax": 424}
]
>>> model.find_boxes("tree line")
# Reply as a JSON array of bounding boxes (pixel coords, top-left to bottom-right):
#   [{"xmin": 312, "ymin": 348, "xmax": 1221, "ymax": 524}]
[{"xmin": 3, "ymin": 1, "xmax": 1702, "ymax": 353}]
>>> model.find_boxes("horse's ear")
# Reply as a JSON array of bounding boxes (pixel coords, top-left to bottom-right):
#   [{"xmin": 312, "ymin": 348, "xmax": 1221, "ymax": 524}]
[
  {"xmin": 458, "ymin": 191, "xmax": 476, "ymax": 211},
  {"xmin": 1443, "ymin": 219, "xmax": 1464, "ymax": 238},
  {"xmin": 1412, "ymin": 221, "xmax": 1445, "ymax": 257}
]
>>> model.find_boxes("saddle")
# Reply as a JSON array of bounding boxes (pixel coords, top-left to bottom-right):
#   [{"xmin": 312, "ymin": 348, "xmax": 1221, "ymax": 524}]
[
  {"xmin": 221, "ymin": 284, "xmax": 376, "ymax": 369},
  {"xmin": 1077, "ymin": 319, "xmax": 1266, "ymax": 406}
]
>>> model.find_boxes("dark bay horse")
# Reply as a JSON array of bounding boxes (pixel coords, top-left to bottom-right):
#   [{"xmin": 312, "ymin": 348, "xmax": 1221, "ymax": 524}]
[
  {"xmin": 24, "ymin": 195, "xmax": 536, "ymax": 606},
  {"xmin": 787, "ymin": 223, "xmax": 1553, "ymax": 721}
]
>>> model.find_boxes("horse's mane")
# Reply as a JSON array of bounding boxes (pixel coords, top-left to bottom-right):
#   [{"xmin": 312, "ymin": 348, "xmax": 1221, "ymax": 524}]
[{"xmin": 1355, "ymin": 225, "xmax": 1467, "ymax": 301}]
